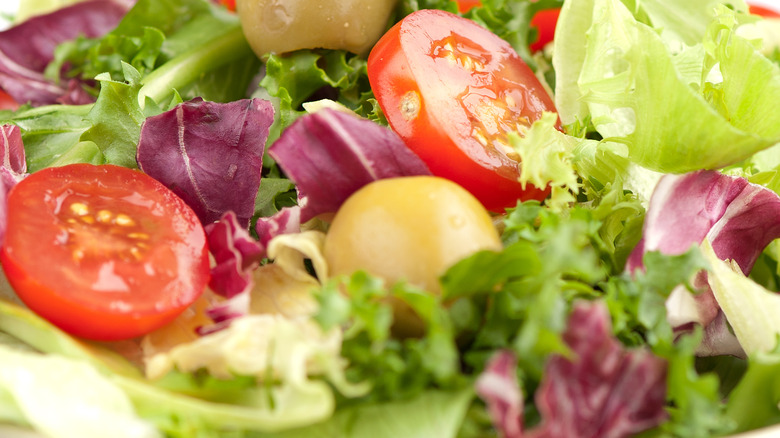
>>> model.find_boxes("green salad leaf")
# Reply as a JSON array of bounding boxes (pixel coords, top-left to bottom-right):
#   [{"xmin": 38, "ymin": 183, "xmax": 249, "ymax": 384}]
[{"xmin": 554, "ymin": 0, "xmax": 780, "ymax": 173}]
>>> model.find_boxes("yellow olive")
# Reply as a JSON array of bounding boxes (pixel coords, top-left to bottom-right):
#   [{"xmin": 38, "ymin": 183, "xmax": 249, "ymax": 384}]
[
  {"xmin": 236, "ymin": 0, "xmax": 398, "ymax": 56},
  {"xmin": 324, "ymin": 176, "xmax": 502, "ymax": 295}
]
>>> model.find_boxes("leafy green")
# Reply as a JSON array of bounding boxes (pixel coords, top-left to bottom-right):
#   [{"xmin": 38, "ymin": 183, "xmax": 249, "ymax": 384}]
[
  {"xmin": 250, "ymin": 389, "xmax": 474, "ymax": 438},
  {"xmin": 260, "ymin": 50, "xmax": 373, "ymax": 145},
  {"xmin": 726, "ymin": 346, "xmax": 780, "ymax": 433},
  {"xmin": 0, "ymin": 344, "xmax": 160, "ymax": 438},
  {"xmin": 3, "ymin": 0, "xmax": 259, "ymax": 170},
  {"xmin": 554, "ymin": 0, "xmax": 780, "ymax": 173},
  {"xmin": 315, "ymin": 272, "xmax": 463, "ymax": 402}
]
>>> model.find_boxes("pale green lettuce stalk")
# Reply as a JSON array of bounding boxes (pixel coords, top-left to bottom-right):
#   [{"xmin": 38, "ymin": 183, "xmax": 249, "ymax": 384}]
[
  {"xmin": 702, "ymin": 240, "xmax": 780, "ymax": 356},
  {"xmin": 553, "ymin": 0, "xmax": 780, "ymax": 173}
]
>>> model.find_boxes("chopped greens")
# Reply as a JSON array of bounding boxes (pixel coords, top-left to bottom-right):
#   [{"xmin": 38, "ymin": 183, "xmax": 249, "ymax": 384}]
[{"xmin": 1, "ymin": 0, "xmax": 780, "ymax": 437}]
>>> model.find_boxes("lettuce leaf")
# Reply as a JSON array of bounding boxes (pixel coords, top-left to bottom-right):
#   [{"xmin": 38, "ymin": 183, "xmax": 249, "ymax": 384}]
[
  {"xmin": 0, "ymin": 344, "xmax": 160, "ymax": 438},
  {"xmin": 554, "ymin": 0, "xmax": 780, "ymax": 173}
]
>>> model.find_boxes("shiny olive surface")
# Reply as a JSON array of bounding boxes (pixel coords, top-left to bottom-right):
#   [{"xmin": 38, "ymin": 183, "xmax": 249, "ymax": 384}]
[
  {"xmin": 236, "ymin": 0, "xmax": 397, "ymax": 56},
  {"xmin": 324, "ymin": 176, "xmax": 502, "ymax": 296}
]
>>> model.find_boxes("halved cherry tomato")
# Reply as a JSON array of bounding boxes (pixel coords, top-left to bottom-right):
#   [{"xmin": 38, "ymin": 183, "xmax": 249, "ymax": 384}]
[
  {"xmin": 1, "ymin": 164, "xmax": 210, "ymax": 341},
  {"xmin": 749, "ymin": 3, "xmax": 780, "ymax": 17},
  {"xmin": 529, "ymin": 8, "xmax": 560, "ymax": 52},
  {"xmin": 0, "ymin": 90, "xmax": 19, "ymax": 111},
  {"xmin": 367, "ymin": 10, "xmax": 557, "ymax": 212}
]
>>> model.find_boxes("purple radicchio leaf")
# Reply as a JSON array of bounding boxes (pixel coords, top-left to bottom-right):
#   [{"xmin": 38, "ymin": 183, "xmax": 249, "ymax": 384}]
[
  {"xmin": 0, "ymin": 125, "xmax": 28, "ymax": 245},
  {"xmin": 626, "ymin": 170, "xmax": 780, "ymax": 356},
  {"xmin": 476, "ymin": 301, "xmax": 668, "ymax": 438},
  {"xmin": 137, "ymin": 98, "xmax": 274, "ymax": 227},
  {"xmin": 267, "ymin": 108, "xmax": 431, "ymax": 224},
  {"xmin": 0, "ymin": 0, "xmax": 132, "ymax": 106},
  {"xmin": 475, "ymin": 350, "xmax": 523, "ymax": 438},
  {"xmin": 255, "ymin": 206, "xmax": 302, "ymax": 250},
  {"xmin": 199, "ymin": 211, "xmax": 265, "ymax": 334}
]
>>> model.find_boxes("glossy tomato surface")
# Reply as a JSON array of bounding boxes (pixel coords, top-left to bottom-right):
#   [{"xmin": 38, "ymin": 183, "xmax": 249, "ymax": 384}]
[
  {"xmin": 367, "ymin": 9, "xmax": 557, "ymax": 212},
  {"xmin": 1, "ymin": 164, "xmax": 210, "ymax": 341}
]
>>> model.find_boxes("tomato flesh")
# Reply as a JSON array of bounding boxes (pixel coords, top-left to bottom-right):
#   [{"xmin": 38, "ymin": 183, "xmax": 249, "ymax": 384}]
[
  {"xmin": 368, "ymin": 10, "xmax": 557, "ymax": 212},
  {"xmin": 529, "ymin": 8, "xmax": 560, "ymax": 52},
  {"xmin": 1, "ymin": 164, "xmax": 210, "ymax": 341},
  {"xmin": 0, "ymin": 90, "xmax": 19, "ymax": 111}
]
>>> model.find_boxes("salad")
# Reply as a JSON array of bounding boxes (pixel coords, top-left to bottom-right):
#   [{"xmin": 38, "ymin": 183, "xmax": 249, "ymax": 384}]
[{"xmin": 1, "ymin": 0, "xmax": 780, "ymax": 437}]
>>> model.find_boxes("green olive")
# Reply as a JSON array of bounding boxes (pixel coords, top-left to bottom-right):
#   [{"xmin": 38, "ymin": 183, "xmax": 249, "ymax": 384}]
[
  {"xmin": 324, "ymin": 176, "xmax": 502, "ymax": 334},
  {"xmin": 236, "ymin": 0, "xmax": 398, "ymax": 56}
]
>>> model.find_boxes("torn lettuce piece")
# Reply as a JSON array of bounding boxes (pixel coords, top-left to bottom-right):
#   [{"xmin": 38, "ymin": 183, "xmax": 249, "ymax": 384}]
[
  {"xmin": 0, "ymin": 125, "xmax": 27, "ymax": 245},
  {"xmin": 143, "ymin": 313, "xmax": 367, "ymax": 432},
  {"xmin": 0, "ymin": 0, "xmax": 130, "ymax": 106},
  {"xmin": 137, "ymin": 98, "xmax": 273, "ymax": 227},
  {"xmin": 703, "ymin": 240, "xmax": 780, "ymax": 356},
  {"xmin": 627, "ymin": 170, "xmax": 780, "ymax": 276},
  {"xmin": 554, "ymin": 0, "xmax": 780, "ymax": 173},
  {"xmin": 627, "ymin": 170, "xmax": 780, "ymax": 356},
  {"xmin": 0, "ymin": 345, "xmax": 160, "ymax": 438},
  {"xmin": 475, "ymin": 301, "xmax": 668, "ymax": 438},
  {"xmin": 509, "ymin": 111, "xmax": 580, "ymax": 211},
  {"xmin": 268, "ymin": 108, "xmax": 431, "ymax": 223},
  {"xmin": 253, "ymin": 388, "xmax": 473, "ymax": 438}
]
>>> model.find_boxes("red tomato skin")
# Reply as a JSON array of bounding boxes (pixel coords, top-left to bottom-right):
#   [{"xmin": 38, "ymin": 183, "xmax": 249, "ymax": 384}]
[
  {"xmin": 530, "ymin": 8, "xmax": 561, "ymax": 52},
  {"xmin": 749, "ymin": 4, "xmax": 780, "ymax": 17},
  {"xmin": 368, "ymin": 10, "xmax": 555, "ymax": 212},
  {"xmin": 0, "ymin": 90, "xmax": 19, "ymax": 111},
  {"xmin": 457, "ymin": 0, "xmax": 481, "ymax": 13},
  {"xmin": 1, "ymin": 164, "xmax": 210, "ymax": 341},
  {"xmin": 220, "ymin": 0, "xmax": 236, "ymax": 11}
]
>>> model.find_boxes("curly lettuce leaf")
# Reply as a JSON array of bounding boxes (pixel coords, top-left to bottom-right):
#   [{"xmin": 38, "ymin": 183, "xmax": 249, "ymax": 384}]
[
  {"xmin": 554, "ymin": 0, "xmax": 780, "ymax": 173},
  {"xmin": 260, "ymin": 50, "xmax": 373, "ymax": 144}
]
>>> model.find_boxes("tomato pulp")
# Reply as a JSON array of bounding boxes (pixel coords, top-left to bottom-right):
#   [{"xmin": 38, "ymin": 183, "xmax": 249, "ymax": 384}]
[
  {"xmin": 529, "ymin": 8, "xmax": 561, "ymax": 52},
  {"xmin": 1, "ymin": 164, "xmax": 210, "ymax": 341},
  {"xmin": 367, "ymin": 9, "xmax": 557, "ymax": 212}
]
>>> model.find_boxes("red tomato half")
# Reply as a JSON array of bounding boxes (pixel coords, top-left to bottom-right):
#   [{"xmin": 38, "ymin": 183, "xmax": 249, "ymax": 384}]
[
  {"xmin": 368, "ymin": 9, "xmax": 557, "ymax": 212},
  {"xmin": 529, "ymin": 8, "xmax": 561, "ymax": 52},
  {"xmin": 1, "ymin": 164, "xmax": 210, "ymax": 341}
]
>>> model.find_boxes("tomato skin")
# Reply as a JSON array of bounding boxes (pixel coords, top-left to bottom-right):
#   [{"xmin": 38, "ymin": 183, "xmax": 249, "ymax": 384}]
[
  {"xmin": 749, "ymin": 3, "xmax": 780, "ymax": 17},
  {"xmin": 0, "ymin": 90, "xmax": 19, "ymax": 111},
  {"xmin": 220, "ymin": 0, "xmax": 236, "ymax": 11},
  {"xmin": 529, "ymin": 8, "xmax": 560, "ymax": 52},
  {"xmin": 456, "ymin": 0, "xmax": 481, "ymax": 13},
  {"xmin": 368, "ymin": 10, "xmax": 556, "ymax": 212},
  {"xmin": 1, "ymin": 164, "xmax": 210, "ymax": 341}
]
